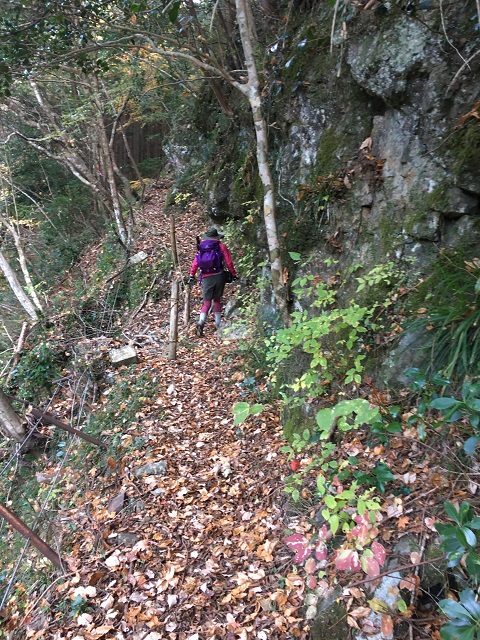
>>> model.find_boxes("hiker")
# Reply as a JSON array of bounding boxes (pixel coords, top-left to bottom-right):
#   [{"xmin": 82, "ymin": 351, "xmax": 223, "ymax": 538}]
[{"xmin": 186, "ymin": 227, "xmax": 237, "ymax": 336}]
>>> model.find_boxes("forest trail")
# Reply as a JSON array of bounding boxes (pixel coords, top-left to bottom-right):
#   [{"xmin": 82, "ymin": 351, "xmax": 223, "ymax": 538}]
[{"xmin": 39, "ymin": 187, "xmax": 308, "ymax": 639}]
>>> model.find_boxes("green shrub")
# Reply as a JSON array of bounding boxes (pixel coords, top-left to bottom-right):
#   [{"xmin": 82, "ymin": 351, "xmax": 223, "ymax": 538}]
[{"xmin": 10, "ymin": 340, "xmax": 61, "ymax": 400}]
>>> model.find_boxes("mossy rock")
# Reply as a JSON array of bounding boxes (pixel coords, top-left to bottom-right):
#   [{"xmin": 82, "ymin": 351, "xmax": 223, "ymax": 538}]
[
  {"xmin": 282, "ymin": 403, "xmax": 317, "ymax": 442},
  {"xmin": 420, "ymin": 541, "xmax": 447, "ymax": 590},
  {"xmin": 310, "ymin": 598, "xmax": 349, "ymax": 640}
]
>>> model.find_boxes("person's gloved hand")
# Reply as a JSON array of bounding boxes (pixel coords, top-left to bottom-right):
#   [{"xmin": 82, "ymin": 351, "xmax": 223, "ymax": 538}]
[{"xmin": 186, "ymin": 275, "xmax": 196, "ymax": 286}]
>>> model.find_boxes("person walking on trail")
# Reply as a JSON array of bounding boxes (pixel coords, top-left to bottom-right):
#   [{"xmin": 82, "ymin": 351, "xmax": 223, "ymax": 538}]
[{"xmin": 186, "ymin": 227, "xmax": 237, "ymax": 336}]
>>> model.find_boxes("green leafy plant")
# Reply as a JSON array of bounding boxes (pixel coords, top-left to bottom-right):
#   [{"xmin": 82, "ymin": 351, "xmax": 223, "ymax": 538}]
[
  {"xmin": 435, "ymin": 501, "xmax": 480, "ymax": 581},
  {"xmin": 316, "ymin": 398, "xmax": 381, "ymax": 439},
  {"xmin": 405, "ymin": 369, "xmax": 480, "ymax": 452},
  {"xmin": 10, "ymin": 340, "xmax": 61, "ymax": 399},
  {"xmin": 438, "ymin": 589, "xmax": 480, "ymax": 640},
  {"xmin": 353, "ymin": 461, "xmax": 395, "ymax": 493},
  {"xmin": 369, "ymin": 405, "xmax": 403, "ymax": 443},
  {"xmin": 232, "ymin": 401, "xmax": 264, "ymax": 426},
  {"xmin": 265, "ymin": 261, "xmax": 405, "ymax": 403},
  {"xmin": 429, "ymin": 380, "xmax": 480, "ymax": 454}
]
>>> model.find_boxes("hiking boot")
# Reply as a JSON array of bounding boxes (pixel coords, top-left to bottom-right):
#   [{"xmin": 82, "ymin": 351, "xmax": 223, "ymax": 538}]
[{"xmin": 195, "ymin": 323, "xmax": 204, "ymax": 337}]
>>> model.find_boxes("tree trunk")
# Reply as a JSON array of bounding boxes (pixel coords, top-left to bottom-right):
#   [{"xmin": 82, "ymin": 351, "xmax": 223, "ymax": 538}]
[
  {"xmin": 234, "ymin": 0, "xmax": 291, "ymax": 325},
  {"xmin": 0, "ymin": 389, "xmax": 26, "ymax": 443},
  {"xmin": 0, "ymin": 250, "xmax": 39, "ymax": 321}
]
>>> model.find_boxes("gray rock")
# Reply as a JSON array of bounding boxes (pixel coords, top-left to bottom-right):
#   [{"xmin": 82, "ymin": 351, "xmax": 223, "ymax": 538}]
[
  {"xmin": 420, "ymin": 541, "xmax": 447, "ymax": 590},
  {"xmin": 131, "ymin": 461, "xmax": 167, "ymax": 477},
  {"xmin": 347, "ymin": 16, "xmax": 430, "ymax": 100},
  {"xmin": 355, "ymin": 573, "xmax": 402, "ymax": 640},
  {"xmin": 116, "ymin": 532, "xmax": 141, "ymax": 547},
  {"xmin": 392, "ymin": 534, "xmax": 421, "ymax": 558},
  {"xmin": 311, "ymin": 588, "xmax": 349, "ymax": 640},
  {"xmin": 128, "ymin": 251, "xmax": 148, "ymax": 266},
  {"xmin": 444, "ymin": 215, "xmax": 480, "ymax": 248},
  {"xmin": 381, "ymin": 330, "xmax": 430, "ymax": 387},
  {"xmin": 109, "ymin": 345, "xmax": 138, "ymax": 368},
  {"xmin": 436, "ymin": 187, "xmax": 479, "ymax": 219},
  {"xmin": 107, "ymin": 492, "xmax": 125, "ymax": 515},
  {"xmin": 406, "ymin": 211, "xmax": 440, "ymax": 241}
]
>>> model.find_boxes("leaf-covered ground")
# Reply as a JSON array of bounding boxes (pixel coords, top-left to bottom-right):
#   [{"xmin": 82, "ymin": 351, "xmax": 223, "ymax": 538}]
[
  {"xmin": 5, "ymin": 184, "xmax": 469, "ymax": 640},
  {"xmin": 15, "ymin": 186, "xmax": 309, "ymax": 640}
]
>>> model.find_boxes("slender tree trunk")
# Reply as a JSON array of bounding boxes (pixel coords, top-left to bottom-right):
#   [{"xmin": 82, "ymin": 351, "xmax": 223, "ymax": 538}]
[
  {"xmin": 12, "ymin": 234, "xmax": 43, "ymax": 312},
  {"xmin": 0, "ymin": 250, "xmax": 39, "ymax": 321},
  {"xmin": 234, "ymin": 0, "xmax": 291, "ymax": 325},
  {"xmin": 97, "ymin": 118, "xmax": 129, "ymax": 247},
  {"xmin": 1, "ymin": 212, "xmax": 44, "ymax": 312},
  {"xmin": 0, "ymin": 389, "xmax": 26, "ymax": 443},
  {"xmin": 5, "ymin": 321, "xmax": 30, "ymax": 386}
]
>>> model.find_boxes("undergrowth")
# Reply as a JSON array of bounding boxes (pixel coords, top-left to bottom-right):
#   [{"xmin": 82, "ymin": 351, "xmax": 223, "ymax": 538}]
[{"xmin": 404, "ymin": 250, "xmax": 480, "ymax": 382}]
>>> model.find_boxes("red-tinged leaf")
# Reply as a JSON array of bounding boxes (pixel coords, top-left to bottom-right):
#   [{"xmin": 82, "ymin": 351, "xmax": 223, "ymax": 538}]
[
  {"xmin": 335, "ymin": 549, "xmax": 361, "ymax": 572},
  {"xmin": 381, "ymin": 614, "xmax": 394, "ymax": 636},
  {"xmin": 315, "ymin": 541, "xmax": 328, "ymax": 561},
  {"xmin": 361, "ymin": 554, "xmax": 380, "ymax": 577},
  {"xmin": 307, "ymin": 575, "xmax": 318, "ymax": 589},
  {"xmin": 284, "ymin": 533, "xmax": 311, "ymax": 563},
  {"xmin": 290, "ymin": 460, "xmax": 300, "ymax": 473},
  {"xmin": 399, "ymin": 575, "xmax": 417, "ymax": 591},
  {"xmin": 350, "ymin": 524, "xmax": 370, "ymax": 545},
  {"xmin": 305, "ymin": 557, "xmax": 317, "ymax": 574},
  {"xmin": 317, "ymin": 525, "xmax": 329, "ymax": 541},
  {"xmin": 354, "ymin": 512, "xmax": 370, "ymax": 526},
  {"xmin": 372, "ymin": 541, "xmax": 387, "ymax": 567}
]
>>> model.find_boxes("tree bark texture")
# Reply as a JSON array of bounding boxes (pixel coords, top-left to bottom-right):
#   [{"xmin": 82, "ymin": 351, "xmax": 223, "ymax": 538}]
[
  {"xmin": 234, "ymin": 0, "xmax": 291, "ymax": 325},
  {"xmin": 0, "ymin": 250, "xmax": 39, "ymax": 321},
  {"xmin": 0, "ymin": 388, "xmax": 26, "ymax": 443}
]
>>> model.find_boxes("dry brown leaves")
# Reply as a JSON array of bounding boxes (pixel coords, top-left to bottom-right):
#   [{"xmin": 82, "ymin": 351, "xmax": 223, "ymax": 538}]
[{"xmin": 19, "ymin": 185, "xmax": 307, "ymax": 640}]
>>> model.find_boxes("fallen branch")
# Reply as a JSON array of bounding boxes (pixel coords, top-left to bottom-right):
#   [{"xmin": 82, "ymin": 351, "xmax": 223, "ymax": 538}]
[{"xmin": 128, "ymin": 273, "xmax": 159, "ymax": 322}]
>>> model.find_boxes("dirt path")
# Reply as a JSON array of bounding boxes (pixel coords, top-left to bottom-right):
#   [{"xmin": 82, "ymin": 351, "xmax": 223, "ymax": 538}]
[{"xmin": 37, "ymin": 187, "xmax": 308, "ymax": 640}]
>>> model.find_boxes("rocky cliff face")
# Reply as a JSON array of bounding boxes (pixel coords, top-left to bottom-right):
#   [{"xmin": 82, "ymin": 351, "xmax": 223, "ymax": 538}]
[
  {"xmin": 269, "ymin": 1, "xmax": 479, "ymax": 265},
  {"xmin": 173, "ymin": 2, "xmax": 480, "ymax": 269},
  {"xmin": 168, "ymin": 0, "xmax": 479, "ymax": 380}
]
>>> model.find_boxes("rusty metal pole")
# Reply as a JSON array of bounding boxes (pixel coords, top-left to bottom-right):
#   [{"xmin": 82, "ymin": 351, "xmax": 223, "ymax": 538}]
[
  {"xmin": 0, "ymin": 502, "xmax": 63, "ymax": 569},
  {"xmin": 30, "ymin": 409, "xmax": 107, "ymax": 449}
]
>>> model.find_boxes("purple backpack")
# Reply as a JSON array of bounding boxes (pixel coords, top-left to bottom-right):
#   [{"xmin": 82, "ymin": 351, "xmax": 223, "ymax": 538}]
[{"xmin": 197, "ymin": 239, "xmax": 223, "ymax": 274}]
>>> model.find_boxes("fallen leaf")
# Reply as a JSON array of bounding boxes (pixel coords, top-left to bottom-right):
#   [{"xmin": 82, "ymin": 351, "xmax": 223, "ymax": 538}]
[{"xmin": 381, "ymin": 614, "xmax": 394, "ymax": 636}]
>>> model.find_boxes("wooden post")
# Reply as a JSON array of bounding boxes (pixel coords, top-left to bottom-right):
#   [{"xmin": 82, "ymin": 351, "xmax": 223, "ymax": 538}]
[
  {"xmin": 170, "ymin": 214, "xmax": 179, "ymax": 269},
  {"xmin": 183, "ymin": 285, "xmax": 191, "ymax": 326},
  {"xmin": 0, "ymin": 502, "xmax": 63, "ymax": 569},
  {"xmin": 168, "ymin": 278, "xmax": 179, "ymax": 361}
]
